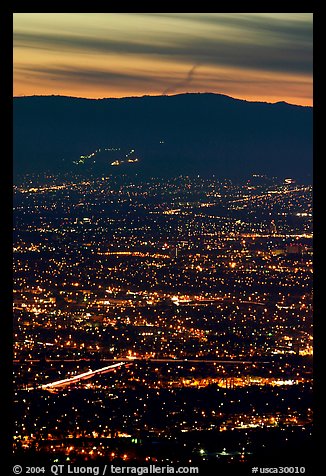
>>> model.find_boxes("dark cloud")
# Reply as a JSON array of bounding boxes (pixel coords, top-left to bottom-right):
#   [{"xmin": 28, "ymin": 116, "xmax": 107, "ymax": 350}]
[
  {"xmin": 15, "ymin": 64, "xmax": 165, "ymax": 89},
  {"xmin": 142, "ymin": 13, "xmax": 312, "ymax": 45}
]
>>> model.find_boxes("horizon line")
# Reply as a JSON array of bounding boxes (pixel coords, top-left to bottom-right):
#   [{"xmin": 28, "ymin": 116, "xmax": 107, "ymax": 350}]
[{"xmin": 13, "ymin": 91, "xmax": 312, "ymax": 108}]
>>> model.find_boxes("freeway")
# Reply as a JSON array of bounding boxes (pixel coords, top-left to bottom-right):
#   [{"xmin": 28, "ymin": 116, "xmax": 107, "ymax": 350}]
[
  {"xmin": 26, "ymin": 361, "xmax": 127, "ymax": 391},
  {"xmin": 20, "ymin": 358, "xmax": 270, "ymax": 391},
  {"xmin": 15, "ymin": 358, "xmax": 267, "ymax": 364},
  {"xmin": 21, "ymin": 357, "xmax": 272, "ymax": 392}
]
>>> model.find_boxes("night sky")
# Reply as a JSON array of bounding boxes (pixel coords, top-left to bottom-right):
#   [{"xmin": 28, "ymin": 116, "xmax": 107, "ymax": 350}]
[{"xmin": 13, "ymin": 13, "xmax": 313, "ymax": 106}]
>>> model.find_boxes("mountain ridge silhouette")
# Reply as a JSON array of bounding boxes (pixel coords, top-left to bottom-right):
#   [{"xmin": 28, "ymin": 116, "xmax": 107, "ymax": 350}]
[{"xmin": 13, "ymin": 92, "xmax": 312, "ymax": 181}]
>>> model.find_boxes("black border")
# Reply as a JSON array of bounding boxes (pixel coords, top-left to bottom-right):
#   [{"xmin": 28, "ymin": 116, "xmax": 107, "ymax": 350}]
[{"xmin": 4, "ymin": 4, "xmax": 320, "ymax": 475}]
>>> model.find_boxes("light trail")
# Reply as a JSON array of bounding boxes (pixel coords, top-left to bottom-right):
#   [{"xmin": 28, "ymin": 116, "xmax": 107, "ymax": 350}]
[
  {"xmin": 23, "ymin": 339, "xmax": 54, "ymax": 347},
  {"xmin": 26, "ymin": 361, "xmax": 127, "ymax": 391}
]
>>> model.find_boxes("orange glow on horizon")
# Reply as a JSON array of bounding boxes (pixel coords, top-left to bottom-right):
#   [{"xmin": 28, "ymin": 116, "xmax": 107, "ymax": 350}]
[{"xmin": 13, "ymin": 13, "xmax": 313, "ymax": 107}]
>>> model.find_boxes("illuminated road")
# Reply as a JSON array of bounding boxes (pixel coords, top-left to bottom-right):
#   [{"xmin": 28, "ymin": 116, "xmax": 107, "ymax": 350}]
[
  {"xmin": 22, "ymin": 358, "xmax": 270, "ymax": 392},
  {"xmin": 16, "ymin": 358, "xmax": 266, "ymax": 364},
  {"xmin": 21, "ymin": 339, "xmax": 54, "ymax": 347},
  {"xmin": 137, "ymin": 359, "xmax": 258, "ymax": 364},
  {"xmin": 26, "ymin": 361, "xmax": 127, "ymax": 391}
]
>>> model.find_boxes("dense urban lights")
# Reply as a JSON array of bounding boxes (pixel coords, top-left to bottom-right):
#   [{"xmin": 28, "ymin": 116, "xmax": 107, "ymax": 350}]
[{"xmin": 13, "ymin": 172, "xmax": 312, "ymax": 465}]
